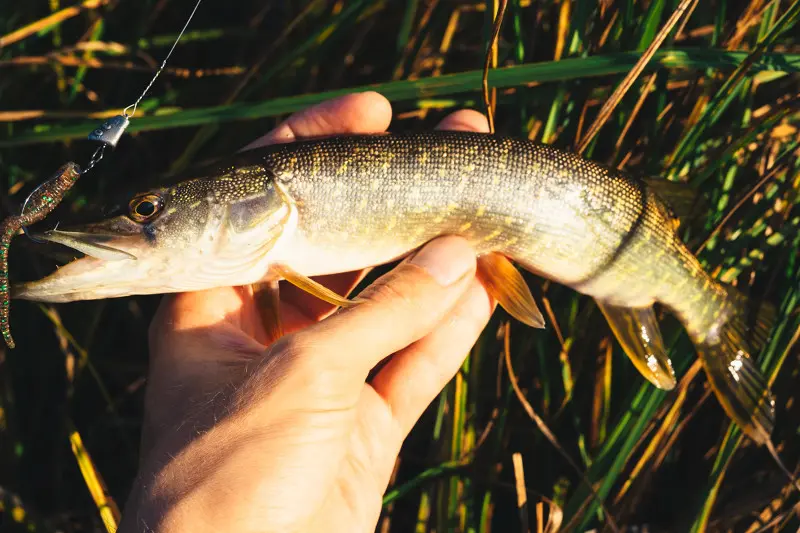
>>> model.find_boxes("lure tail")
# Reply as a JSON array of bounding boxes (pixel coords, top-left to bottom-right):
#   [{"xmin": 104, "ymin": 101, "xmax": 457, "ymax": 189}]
[{"xmin": 695, "ymin": 286, "xmax": 776, "ymax": 445}]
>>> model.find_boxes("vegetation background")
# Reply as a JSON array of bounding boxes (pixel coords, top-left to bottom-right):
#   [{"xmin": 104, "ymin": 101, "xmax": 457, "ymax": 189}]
[{"xmin": 0, "ymin": 0, "xmax": 799, "ymax": 531}]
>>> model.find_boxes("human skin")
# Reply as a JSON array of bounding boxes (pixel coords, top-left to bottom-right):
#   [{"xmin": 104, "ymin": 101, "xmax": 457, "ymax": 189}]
[{"xmin": 119, "ymin": 92, "xmax": 495, "ymax": 533}]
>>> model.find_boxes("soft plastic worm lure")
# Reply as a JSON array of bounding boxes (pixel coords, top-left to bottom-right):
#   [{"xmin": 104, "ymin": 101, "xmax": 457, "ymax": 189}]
[{"xmin": 0, "ymin": 162, "xmax": 82, "ymax": 348}]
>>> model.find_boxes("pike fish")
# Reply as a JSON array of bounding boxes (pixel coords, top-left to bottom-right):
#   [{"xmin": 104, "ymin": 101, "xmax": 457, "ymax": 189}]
[{"xmin": 12, "ymin": 131, "xmax": 775, "ymax": 444}]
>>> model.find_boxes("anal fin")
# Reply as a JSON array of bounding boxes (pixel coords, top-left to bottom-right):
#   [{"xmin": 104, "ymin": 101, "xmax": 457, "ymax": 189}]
[
  {"xmin": 596, "ymin": 301, "xmax": 676, "ymax": 390},
  {"xmin": 476, "ymin": 253, "xmax": 545, "ymax": 329},
  {"xmin": 272, "ymin": 264, "xmax": 357, "ymax": 309}
]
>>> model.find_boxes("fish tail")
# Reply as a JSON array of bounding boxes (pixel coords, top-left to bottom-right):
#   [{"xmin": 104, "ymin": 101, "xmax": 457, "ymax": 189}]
[{"xmin": 695, "ymin": 285, "xmax": 776, "ymax": 445}]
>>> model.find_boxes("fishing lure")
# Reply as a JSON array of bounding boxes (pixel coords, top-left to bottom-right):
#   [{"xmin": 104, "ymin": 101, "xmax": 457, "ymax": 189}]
[
  {"xmin": 0, "ymin": 0, "xmax": 203, "ymax": 351},
  {"xmin": 0, "ymin": 162, "xmax": 82, "ymax": 348}
]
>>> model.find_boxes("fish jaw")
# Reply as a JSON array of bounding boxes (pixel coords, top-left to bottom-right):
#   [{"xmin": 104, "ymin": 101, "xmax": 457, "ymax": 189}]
[
  {"xmin": 12, "ymin": 249, "xmax": 271, "ymax": 303},
  {"xmin": 14, "ymin": 255, "xmax": 164, "ymax": 302}
]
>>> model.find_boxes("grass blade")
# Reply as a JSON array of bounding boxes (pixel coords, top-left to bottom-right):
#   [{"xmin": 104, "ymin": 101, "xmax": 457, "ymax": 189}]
[{"xmin": 2, "ymin": 49, "xmax": 798, "ymax": 147}]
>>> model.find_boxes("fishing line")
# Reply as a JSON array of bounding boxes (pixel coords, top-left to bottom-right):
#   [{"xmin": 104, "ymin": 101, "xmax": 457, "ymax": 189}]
[
  {"xmin": 123, "ymin": 0, "xmax": 204, "ymax": 120},
  {"xmin": 20, "ymin": 0, "xmax": 204, "ymax": 239}
]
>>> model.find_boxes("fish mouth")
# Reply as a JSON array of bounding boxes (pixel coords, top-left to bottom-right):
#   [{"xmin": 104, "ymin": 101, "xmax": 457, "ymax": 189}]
[
  {"xmin": 33, "ymin": 229, "xmax": 138, "ymax": 261},
  {"xmin": 10, "ymin": 224, "xmax": 162, "ymax": 303},
  {"xmin": 11, "ymin": 218, "xmax": 286, "ymax": 303}
]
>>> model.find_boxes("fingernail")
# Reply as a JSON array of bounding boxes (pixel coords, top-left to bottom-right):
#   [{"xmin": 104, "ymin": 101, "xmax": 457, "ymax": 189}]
[{"xmin": 409, "ymin": 237, "xmax": 473, "ymax": 286}]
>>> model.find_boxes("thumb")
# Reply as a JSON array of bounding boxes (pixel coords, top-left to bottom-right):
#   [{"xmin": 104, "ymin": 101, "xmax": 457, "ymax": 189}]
[{"xmin": 294, "ymin": 236, "xmax": 477, "ymax": 379}]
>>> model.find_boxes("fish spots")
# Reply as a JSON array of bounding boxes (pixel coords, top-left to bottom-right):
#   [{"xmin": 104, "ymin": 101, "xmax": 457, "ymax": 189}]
[
  {"xmin": 311, "ymin": 153, "xmax": 321, "ymax": 177},
  {"xmin": 455, "ymin": 174, "xmax": 469, "ymax": 192},
  {"xmin": 483, "ymin": 229, "xmax": 502, "ymax": 242},
  {"xmin": 235, "ymin": 167, "xmax": 256, "ymax": 176},
  {"xmin": 459, "ymin": 222, "xmax": 473, "ymax": 232}
]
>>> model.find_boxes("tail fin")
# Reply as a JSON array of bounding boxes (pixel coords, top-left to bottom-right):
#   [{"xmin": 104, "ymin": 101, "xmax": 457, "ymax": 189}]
[{"xmin": 696, "ymin": 286, "xmax": 776, "ymax": 445}]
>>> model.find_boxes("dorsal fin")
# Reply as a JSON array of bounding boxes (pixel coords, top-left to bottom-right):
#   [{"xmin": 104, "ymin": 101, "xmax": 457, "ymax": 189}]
[
  {"xmin": 642, "ymin": 177, "xmax": 704, "ymax": 225},
  {"xmin": 695, "ymin": 283, "xmax": 777, "ymax": 446}
]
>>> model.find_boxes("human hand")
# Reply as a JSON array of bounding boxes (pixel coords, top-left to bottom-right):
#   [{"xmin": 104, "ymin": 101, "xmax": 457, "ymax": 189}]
[{"xmin": 120, "ymin": 92, "xmax": 494, "ymax": 533}]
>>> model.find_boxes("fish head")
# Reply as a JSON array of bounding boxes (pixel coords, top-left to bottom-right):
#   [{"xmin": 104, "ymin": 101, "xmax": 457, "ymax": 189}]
[{"xmin": 13, "ymin": 166, "xmax": 296, "ymax": 302}]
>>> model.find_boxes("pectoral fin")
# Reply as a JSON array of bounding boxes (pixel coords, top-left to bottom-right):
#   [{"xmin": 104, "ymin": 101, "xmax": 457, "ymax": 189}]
[
  {"xmin": 596, "ymin": 301, "xmax": 676, "ymax": 390},
  {"xmin": 252, "ymin": 280, "xmax": 284, "ymax": 342},
  {"xmin": 272, "ymin": 264, "xmax": 357, "ymax": 309},
  {"xmin": 477, "ymin": 253, "xmax": 545, "ymax": 328}
]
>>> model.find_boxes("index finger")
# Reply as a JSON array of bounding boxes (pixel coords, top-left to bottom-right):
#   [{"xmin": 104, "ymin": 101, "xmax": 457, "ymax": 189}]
[{"xmin": 241, "ymin": 91, "xmax": 392, "ymax": 151}]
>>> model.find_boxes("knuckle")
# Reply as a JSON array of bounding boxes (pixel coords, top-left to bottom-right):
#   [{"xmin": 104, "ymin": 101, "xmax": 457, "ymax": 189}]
[
  {"xmin": 266, "ymin": 332, "xmax": 344, "ymax": 388},
  {"xmin": 234, "ymin": 335, "xmax": 305, "ymax": 408}
]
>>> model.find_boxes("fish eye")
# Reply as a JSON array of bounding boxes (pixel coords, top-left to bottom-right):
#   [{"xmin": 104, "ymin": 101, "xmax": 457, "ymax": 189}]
[{"xmin": 128, "ymin": 193, "xmax": 164, "ymax": 223}]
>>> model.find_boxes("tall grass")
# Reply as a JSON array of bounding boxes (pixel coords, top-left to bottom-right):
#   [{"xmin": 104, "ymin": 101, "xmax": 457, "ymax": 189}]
[{"xmin": 0, "ymin": 1, "xmax": 798, "ymax": 531}]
